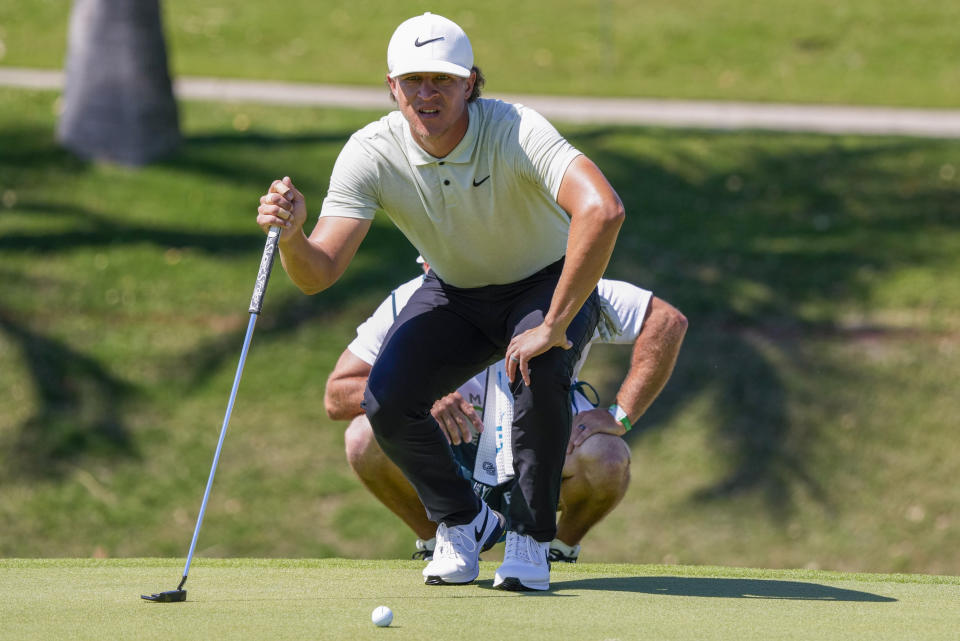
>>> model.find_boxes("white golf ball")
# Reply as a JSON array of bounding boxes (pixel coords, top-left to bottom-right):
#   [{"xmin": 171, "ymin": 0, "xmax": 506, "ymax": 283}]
[{"xmin": 371, "ymin": 605, "xmax": 393, "ymax": 627}]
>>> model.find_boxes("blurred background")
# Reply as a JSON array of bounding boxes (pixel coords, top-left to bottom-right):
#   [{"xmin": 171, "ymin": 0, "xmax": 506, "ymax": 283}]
[{"xmin": 1, "ymin": 0, "xmax": 958, "ymax": 574}]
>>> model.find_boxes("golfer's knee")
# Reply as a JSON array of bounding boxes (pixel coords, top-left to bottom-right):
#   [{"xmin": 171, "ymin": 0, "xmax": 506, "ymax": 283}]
[
  {"xmin": 516, "ymin": 369, "xmax": 572, "ymax": 419},
  {"xmin": 364, "ymin": 378, "xmax": 434, "ymax": 443},
  {"xmin": 362, "ymin": 383, "xmax": 398, "ymax": 437}
]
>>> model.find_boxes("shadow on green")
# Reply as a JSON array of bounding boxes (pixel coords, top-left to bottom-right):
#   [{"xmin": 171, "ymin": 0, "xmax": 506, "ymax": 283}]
[{"xmin": 550, "ymin": 575, "xmax": 897, "ymax": 601}]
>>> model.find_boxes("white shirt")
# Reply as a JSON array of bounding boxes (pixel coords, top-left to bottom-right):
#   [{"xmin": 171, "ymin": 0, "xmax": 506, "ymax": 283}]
[
  {"xmin": 348, "ymin": 277, "xmax": 653, "ymax": 410},
  {"xmin": 319, "ymin": 99, "xmax": 583, "ymax": 288}
]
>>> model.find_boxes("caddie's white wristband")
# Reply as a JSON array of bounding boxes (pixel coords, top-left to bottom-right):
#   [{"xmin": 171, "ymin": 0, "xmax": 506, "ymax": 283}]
[{"xmin": 608, "ymin": 404, "xmax": 632, "ymax": 432}]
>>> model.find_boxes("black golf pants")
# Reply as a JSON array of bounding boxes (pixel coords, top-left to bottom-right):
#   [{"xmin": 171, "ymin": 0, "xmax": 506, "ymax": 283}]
[{"xmin": 362, "ymin": 258, "xmax": 599, "ymax": 542}]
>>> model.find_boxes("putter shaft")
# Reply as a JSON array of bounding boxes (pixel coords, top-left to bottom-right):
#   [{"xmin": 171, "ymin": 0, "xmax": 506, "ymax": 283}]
[
  {"xmin": 179, "ymin": 311, "xmax": 260, "ymax": 583},
  {"xmin": 143, "ymin": 226, "xmax": 281, "ymax": 602}
]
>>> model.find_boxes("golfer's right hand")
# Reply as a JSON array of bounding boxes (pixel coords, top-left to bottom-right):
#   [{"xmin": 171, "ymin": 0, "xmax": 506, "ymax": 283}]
[
  {"xmin": 257, "ymin": 176, "xmax": 307, "ymax": 240},
  {"xmin": 431, "ymin": 391, "xmax": 483, "ymax": 445}
]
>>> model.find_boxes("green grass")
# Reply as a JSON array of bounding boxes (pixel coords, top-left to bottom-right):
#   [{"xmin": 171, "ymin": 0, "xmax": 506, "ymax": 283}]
[
  {"xmin": 1, "ymin": 559, "xmax": 958, "ymax": 641},
  {"xmin": 2, "ymin": 0, "xmax": 960, "ymax": 106},
  {"xmin": 1, "ymin": 87, "xmax": 959, "ymax": 574}
]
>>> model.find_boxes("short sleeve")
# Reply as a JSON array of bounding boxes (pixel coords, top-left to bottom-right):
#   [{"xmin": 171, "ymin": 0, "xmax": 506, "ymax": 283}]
[
  {"xmin": 320, "ymin": 135, "xmax": 381, "ymax": 221},
  {"xmin": 515, "ymin": 106, "xmax": 583, "ymax": 199}
]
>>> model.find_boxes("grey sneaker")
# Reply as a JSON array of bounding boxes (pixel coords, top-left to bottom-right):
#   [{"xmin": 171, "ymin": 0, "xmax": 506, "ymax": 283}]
[
  {"xmin": 494, "ymin": 531, "xmax": 551, "ymax": 591},
  {"xmin": 422, "ymin": 503, "xmax": 504, "ymax": 585}
]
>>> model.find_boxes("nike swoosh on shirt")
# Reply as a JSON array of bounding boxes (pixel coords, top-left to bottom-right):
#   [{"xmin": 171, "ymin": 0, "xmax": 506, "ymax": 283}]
[
  {"xmin": 414, "ymin": 36, "xmax": 445, "ymax": 47},
  {"xmin": 473, "ymin": 511, "xmax": 489, "ymax": 542},
  {"xmin": 473, "ymin": 175, "xmax": 491, "ymax": 187}
]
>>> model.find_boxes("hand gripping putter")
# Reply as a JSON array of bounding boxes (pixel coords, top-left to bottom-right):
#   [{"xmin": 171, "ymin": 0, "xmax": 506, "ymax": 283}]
[{"xmin": 141, "ymin": 220, "xmax": 283, "ymax": 603}]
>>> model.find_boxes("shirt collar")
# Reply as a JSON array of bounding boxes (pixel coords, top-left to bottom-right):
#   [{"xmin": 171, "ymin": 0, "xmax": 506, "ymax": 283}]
[{"xmin": 403, "ymin": 101, "xmax": 479, "ymax": 166}]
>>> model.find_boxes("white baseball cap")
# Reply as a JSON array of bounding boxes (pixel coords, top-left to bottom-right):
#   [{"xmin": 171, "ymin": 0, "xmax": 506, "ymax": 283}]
[{"xmin": 387, "ymin": 12, "xmax": 473, "ymax": 79}]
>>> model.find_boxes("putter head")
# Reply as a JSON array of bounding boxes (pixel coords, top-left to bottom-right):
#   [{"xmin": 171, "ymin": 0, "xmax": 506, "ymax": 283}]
[{"xmin": 141, "ymin": 589, "xmax": 187, "ymax": 603}]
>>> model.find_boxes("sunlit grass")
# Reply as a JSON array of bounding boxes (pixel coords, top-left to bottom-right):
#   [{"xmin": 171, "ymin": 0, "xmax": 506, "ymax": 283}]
[
  {"xmin": 2, "ymin": 0, "xmax": 959, "ymax": 106},
  {"xmin": 1, "ymin": 88, "xmax": 959, "ymax": 575}
]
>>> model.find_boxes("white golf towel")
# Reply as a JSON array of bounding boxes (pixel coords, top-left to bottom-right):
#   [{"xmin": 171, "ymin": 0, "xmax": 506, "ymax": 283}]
[{"xmin": 473, "ymin": 361, "xmax": 515, "ymax": 486}]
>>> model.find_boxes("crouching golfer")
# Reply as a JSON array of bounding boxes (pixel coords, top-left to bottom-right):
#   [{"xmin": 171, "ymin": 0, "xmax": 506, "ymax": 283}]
[{"xmin": 256, "ymin": 12, "xmax": 624, "ymax": 590}]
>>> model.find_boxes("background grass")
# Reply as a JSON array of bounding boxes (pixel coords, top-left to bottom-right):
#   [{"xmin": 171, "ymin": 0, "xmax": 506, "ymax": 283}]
[
  {"xmin": 1, "ymin": 0, "xmax": 960, "ymax": 106},
  {"xmin": 1, "ymin": 85, "xmax": 958, "ymax": 574},
  {"xmin": 1, "ymin": 559, "xmax": 958, "ymax": 641}
]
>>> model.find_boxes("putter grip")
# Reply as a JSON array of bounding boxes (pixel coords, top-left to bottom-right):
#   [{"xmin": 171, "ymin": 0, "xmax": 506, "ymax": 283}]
[{"xmin": 249, "ymin": 226, "xmax": 281, "ymax": 314}]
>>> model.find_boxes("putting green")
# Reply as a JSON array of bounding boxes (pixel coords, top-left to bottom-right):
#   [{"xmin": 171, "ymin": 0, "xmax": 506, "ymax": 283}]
[{"xmin": 1, "ymin": 559, "xmax": 957, "ymax": 641}]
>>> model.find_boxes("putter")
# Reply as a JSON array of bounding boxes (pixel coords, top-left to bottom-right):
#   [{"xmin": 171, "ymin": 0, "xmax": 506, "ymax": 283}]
[{"xmin": 142, "ymin": 223, "xmax": 282, "ymax": 603}]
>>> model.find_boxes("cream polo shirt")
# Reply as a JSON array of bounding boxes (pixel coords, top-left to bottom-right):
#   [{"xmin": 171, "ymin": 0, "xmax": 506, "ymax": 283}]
[{"xmin": 319, "ymin": 98, "xmax": 583, "ymax": 288}]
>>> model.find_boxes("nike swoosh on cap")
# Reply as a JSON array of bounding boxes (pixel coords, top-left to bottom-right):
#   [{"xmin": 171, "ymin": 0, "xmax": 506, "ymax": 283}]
[{"xmin": 414, "ymin": 36, "xmax": 445, "ymax": 47}]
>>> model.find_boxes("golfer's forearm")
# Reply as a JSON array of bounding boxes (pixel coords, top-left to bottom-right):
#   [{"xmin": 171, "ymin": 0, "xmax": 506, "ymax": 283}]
[
  {"xmin": 545, "ymin": 202, "xmax": 623, "ymax": 332},
  {"xmin": 278, "ymin": 232, "xmax": 340, "ymax": 295}
]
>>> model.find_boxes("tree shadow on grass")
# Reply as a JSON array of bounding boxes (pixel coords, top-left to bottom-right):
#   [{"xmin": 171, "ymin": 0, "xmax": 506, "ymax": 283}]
[
  {"xmin": 551, "ymin": 576, "xmax": 896, "ymax": 602},
  {"xmin": 2, "ymin": 120, "xmax": 958, "ymax": 517},
  {"xmin": 568, "ymin": 127, "xmax": 959, "ymax": 519},
  {"xmin": 0, "ymin": 306, "xmax": 138, "ymax": 478},
  {"xmin": 0, "ymin": 201, "xmax": 262, "ymax": 254},
  {"xmin": 0, "ymin": 125, "xmax": 409, "ymax": 475},
  {"xmin": 635, "ymin": 327, "xmax": 831, "ymax": 519},
  {"xmin": 168, "ymin": 221, "xmax": 413, "ymax": 391}
]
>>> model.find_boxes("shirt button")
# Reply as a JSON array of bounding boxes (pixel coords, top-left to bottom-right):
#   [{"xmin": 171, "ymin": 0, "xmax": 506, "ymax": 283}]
[
  {"xmin": 444, "ymin": 180, "xmax": 450, "ymax": 185},
  {"xmin": 439, "ymin": 161, "xmax": 445, "ymax": 165}
]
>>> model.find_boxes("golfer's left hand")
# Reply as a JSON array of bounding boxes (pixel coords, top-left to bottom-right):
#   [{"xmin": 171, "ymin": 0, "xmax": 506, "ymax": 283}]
[
  {"xmin": 567, "ymin": 408, "xmax": 624, "ymax": 454},
  {"xmin": 505, "ymin": 323, "xmax": 571, "ymax": 386},
  {"xmin": 257, "ymin": 176, "xmax": 307, "ymax": 241}
]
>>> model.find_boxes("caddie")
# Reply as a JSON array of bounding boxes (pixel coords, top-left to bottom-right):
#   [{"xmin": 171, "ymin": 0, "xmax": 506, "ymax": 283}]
[{"xmin": 325, "ymin": 259, "xmax": 688, "ymax": 566}]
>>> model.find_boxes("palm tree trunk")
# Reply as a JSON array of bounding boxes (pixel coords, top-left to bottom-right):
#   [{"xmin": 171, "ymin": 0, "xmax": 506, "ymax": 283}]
[{"xmin": 58, "ymin": 0, "xmax": 180, "ymax": 166}]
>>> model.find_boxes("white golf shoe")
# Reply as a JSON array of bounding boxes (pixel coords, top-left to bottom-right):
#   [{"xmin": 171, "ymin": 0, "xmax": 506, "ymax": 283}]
[
  {"xmin": 494, "ymin": 531, "xmax": 551, "ymax": 591},
  {"xmin": 423, "ymin": 503, "xmax": 504, "ymax": 585}
]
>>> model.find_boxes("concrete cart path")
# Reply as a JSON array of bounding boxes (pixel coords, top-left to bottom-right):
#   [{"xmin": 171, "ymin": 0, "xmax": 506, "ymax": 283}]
[{"xmin": 3, "ymin": 66, "xmax": 960, "ymax": 139}]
